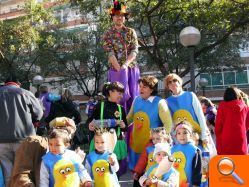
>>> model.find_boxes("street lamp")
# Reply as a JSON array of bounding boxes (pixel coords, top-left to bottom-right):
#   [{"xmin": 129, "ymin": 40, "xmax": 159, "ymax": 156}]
[
  {"xmin": 32, "ymin": 75, "xmax": 44, "ymax": 97},
  {"xmin": 199, "ymin": 78, "xmax": 208, "ymax": 96},
  {"xmin": 179, "ymin": 26, "xmax": 201, "ymax": 92}
]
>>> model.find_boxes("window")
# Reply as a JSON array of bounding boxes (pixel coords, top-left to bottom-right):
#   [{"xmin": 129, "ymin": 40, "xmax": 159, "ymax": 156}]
[
  {"xmin": 224, "ymin": 72, "xmax": 235, "ymax": 85},
  {"xmin": 212, "ymin": 73, "xmax": 223, "ymax": 86},
  {"xmin": 200, "ymin": 74, "xmax": 211, "ymax": 86},
  {"xmin": 236, "ymin": 71, "xmax": 248, "ymax": 84},
  {"xmin": 200, "ymin": 68, "xmax": 249, "ymax": 88}
]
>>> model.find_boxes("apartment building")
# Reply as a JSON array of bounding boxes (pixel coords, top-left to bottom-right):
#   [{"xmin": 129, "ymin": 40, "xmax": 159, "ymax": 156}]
[{"xmin": 1, "ymin": 0, "xmax": 249, "ymax": 102}]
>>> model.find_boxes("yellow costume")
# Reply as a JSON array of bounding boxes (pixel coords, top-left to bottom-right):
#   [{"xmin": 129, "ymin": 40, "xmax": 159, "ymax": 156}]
[
  {"xmin": 92, "ymin": 159, "xmax": 114, "ymax": 187},
  {"xmin": 146, "ymin": 152, "xmax": 156, "ymax": 171},
  {"xmin": 130, "ymin": 111, "xmax": 150, "ymax": 153},
  {"xmin": 173, "ymin": 110, "xmax": 201, "ymax": 133},
  {"xmin": 53, "ymin": 159, "xmax": 80, "ymax": 187},
  {"xmin": 172, "ymin": 152, "xmax": 187, "ymax": 186}
]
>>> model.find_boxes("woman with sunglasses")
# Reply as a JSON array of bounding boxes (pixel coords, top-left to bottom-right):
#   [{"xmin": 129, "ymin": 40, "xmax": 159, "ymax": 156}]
[{"xmin": 165, "ymin": 73, "xmax": 213, "ymax": 150}]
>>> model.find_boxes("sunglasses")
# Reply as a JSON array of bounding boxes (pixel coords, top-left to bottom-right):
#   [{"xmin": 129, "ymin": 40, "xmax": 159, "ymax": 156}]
[{"xmin": 168, "ymin": 79, "xmax": 178, "ymax": 84}]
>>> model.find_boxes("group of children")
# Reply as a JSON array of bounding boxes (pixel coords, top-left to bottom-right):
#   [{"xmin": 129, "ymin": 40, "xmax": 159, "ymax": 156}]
[
  {"xmin": 40, "ymin": 121, "xmax": 207, "ymax": 187},
  {"xmin": 37, "ymin": 80, "xmax": 211, "ymax": 187}
]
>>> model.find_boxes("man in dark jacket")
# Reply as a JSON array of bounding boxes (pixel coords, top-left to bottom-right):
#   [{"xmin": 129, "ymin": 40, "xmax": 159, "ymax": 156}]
[{"xmin": 0, "ymin": 76, "xmax": 43, "ymax": 185}]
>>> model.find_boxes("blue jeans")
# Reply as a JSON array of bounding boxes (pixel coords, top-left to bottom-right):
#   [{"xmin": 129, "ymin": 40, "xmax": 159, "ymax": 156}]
[{"xmin": 0, "ymin": 143, "xmax": 20, "ymax": 185}]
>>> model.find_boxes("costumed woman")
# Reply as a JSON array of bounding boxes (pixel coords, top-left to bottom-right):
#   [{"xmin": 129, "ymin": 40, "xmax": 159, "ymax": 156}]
[
  {"xmin": 164, "ymin": 73, "xmax": 216, "ymax": 156},
  {"xmin": 126, "ymin": 75, "xmax": 172, "ymax": 186}
]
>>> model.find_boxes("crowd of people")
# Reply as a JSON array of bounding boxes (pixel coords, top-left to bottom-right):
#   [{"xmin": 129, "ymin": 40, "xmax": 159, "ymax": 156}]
[
  {"xmin": 0, "ymin": 1, "xmax": 249, "ymax": 187},
  {"xmin": 2, "ymin": 73, "xmax": 248, "ymax": 187}
]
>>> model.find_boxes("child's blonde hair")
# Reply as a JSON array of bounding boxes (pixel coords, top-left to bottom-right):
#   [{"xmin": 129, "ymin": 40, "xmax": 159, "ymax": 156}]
[{"xmin": 94, "ymin": 127, "xmax": 109, "ymax": 139}]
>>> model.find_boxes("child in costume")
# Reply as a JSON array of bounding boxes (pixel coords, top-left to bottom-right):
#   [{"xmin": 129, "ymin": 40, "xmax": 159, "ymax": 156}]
[
  {"xmin": 171, "ymin": 121, "xmax": 202, "ymax": 187},
  {"xmin": 133, "ymin": 127, "xmax": 172, "ymax": 184},
  {"xmin": 40, "ymin": 128, "xmax": 92, "ymax": 187},
  {"xmin": 85, "ymin": 128, "xmax": 120, "ymax": 187},
  {"xmin": 87, "ymin": 81, "xmax": 128, "ymax": 177},
  {"xmin": 139, "ymin": 143, "xmax": 179, "ymax": 187}
]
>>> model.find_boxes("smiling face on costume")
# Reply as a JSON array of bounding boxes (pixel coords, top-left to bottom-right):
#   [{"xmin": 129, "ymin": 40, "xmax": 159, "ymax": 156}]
[{"xmin": 112, "ymin": 14, "xmax": 125, "ymax": 27}]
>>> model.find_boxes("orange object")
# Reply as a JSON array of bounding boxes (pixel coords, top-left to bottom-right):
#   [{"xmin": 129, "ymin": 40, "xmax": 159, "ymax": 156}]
[{"xmin": 209, "ymin": 155, "xmax": 248, "ymax": 186}]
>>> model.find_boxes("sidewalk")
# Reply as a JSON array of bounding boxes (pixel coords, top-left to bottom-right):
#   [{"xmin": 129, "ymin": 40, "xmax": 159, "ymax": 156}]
[{"xmin": 119, "ymin": 170, "xmax": 133, "ymax": 187}]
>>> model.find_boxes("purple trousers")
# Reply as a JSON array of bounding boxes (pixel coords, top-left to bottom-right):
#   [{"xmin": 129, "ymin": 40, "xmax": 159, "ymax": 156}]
[{"xmin": 108, "ymin": 66, "xmax": 140, "ymax": 112}]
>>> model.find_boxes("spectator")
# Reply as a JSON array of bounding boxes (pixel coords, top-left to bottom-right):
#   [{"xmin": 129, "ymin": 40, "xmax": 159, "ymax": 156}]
[
  {"xmin": 37, "ymin": 85, "xmax": 61, "ymax": 135},
  {"xmin": 0, "ymin": 76, "xmax": 43, "ymax": 185},
  {"xmin": 238, "ymin": 89, "xmax": 249, "ymax": 152},
  {"xmin": 85, "ymin": 96, "xmax": 97, "ymax": 118},
  {"xmin": 199, "ymin": 96, "xmax": 217, "ymax": 143},
  {"xmin": 199, "ymin": 96, "xmax": 217, "ymax": 127},
  {"xmin": 215, "ymin": 87, "xmax": 249, "ymax": 155},
  {"xmin": 45, "ymin": 88, "xmax": 81, "ymax": 125},
  {"xmin": 39, "ymin": 85, "xmax": 61, "ymax": 119}
]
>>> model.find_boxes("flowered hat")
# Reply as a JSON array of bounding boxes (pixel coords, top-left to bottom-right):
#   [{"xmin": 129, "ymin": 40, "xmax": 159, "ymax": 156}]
[{"xmin": 109, "ymin": 0, "xmax": 129, "ymax": 15}]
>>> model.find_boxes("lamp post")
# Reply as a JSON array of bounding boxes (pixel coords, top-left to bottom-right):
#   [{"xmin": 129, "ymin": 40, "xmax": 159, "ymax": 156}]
[
  {"xmin": 32, "ymin": 75, "xmax": 44, "ymax": 98},
  {"xmin": 199, "ymin": 78, "xmax": 208, "ymax": 96},
  {"xmin": 179, "ymin": 26, "xmax": 201, "ymax": 92}
]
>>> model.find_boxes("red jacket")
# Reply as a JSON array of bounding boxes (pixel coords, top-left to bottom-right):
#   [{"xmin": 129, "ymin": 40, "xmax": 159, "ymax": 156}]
[
  {"xmin": 133, "ymin": 141, "xmax": 154, "ymax": 175},
  {"xmin": 215, "ymin": 99, "xmax": 249, "ymax": 155}
]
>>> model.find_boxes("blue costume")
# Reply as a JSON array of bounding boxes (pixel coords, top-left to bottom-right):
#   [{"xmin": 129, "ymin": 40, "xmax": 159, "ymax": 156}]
[
  {"xmin": 129, "ymin": 96, "xmax": 163, "ymax": 170},
  {"xmin": 138, "ymin": 163, "xmax": 179, "ymax": 187},
  {"xmin": 41, "ymin": 150, "xmax": 87, "ymax": 187},
  {"xmin": 171, "ymin": 143, "xmax": 201, "ymax": 186},
  {"xmin": 166, "ymin": 91, "xmax": 210, "ymax": 139},
  {"xmin": 146, "ymin": 164, "xmax": 177, "ymax": 182},
  {"xmin": 86, "ymin": 151, "xmax": 119, "ymax": 186}
]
